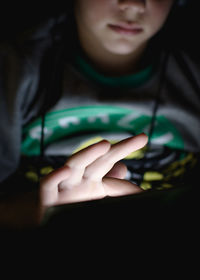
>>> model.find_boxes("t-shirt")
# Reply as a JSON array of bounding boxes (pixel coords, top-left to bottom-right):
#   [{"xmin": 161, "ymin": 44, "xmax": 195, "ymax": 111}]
[
  {"xmin": 0, "ymin": 16, "xmax": 200, "ymax": 195},
  {"xmin": 20, "ymin": 48, "xmax": 200, "ymax": 192}
]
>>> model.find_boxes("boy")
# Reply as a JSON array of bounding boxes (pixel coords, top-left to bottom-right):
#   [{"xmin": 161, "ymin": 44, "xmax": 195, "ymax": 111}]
[{"xmin": 0, "ymin": 0, "xmax": 199, "ymax": 228}]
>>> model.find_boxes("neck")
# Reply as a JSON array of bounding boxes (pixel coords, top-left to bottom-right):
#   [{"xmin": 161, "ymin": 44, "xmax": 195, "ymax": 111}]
[
  {"xmin": 77, "ymin": 32, "xmax": 147, "ymax": 77},
  {"xmin": 86, "ymin": 47, "xmax": 147, "ymax": 77}
]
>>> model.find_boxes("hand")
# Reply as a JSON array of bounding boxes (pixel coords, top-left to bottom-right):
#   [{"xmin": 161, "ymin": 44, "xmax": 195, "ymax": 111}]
[{"xmin": 39, "ymin": 134, "xmax": 148, "ymax": 210}]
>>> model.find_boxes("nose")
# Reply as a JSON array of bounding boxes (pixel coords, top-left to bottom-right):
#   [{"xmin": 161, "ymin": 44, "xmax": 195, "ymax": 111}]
[{"xmin": 118, "ymin": 0, "xmax": 145, "ymax": 13}]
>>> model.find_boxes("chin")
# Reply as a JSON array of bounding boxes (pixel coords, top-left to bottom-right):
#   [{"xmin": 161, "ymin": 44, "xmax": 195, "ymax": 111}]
[{"xmin": 106, "ymin": 43, "xmax": 138, "ymax": 55}]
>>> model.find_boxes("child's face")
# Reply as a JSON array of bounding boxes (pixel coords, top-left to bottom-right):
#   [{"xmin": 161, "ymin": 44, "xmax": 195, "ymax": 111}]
[{"xmin": 75, "ymin": 0, "xmax": 174, "ymax": 56}]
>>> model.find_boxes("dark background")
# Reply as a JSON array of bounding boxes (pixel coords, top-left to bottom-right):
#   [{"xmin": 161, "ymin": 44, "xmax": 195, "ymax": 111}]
[{"xmin": 0, "ymin": 1, "xmax": 199, "ymax": 241}]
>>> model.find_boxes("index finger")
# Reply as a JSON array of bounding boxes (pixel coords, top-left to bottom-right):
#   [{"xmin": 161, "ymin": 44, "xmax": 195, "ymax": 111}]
[
  {"xmin": 84, "ymin": 133, "xmax": 148, "ymax": 181},
  {"xmin": 107, "ymin": 133, "xmax": 148, "ymax": 162}
]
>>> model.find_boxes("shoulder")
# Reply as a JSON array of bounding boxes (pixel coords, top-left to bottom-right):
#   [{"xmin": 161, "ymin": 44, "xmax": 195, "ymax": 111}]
[{"xmin": 168, "ymin": 47, "xmax": 200, "ymax": 78}]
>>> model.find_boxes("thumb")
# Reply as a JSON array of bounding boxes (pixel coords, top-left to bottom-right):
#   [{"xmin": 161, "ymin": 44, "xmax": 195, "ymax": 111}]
[{"xmin": 103, "ymin": 177, "xmax": 143, "ymax": 197}]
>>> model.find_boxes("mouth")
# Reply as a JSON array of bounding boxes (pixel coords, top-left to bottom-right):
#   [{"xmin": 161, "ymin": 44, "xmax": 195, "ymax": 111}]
[{"xmin": 108, "ymin": 23, "xmax": 143, "ymax": 36}]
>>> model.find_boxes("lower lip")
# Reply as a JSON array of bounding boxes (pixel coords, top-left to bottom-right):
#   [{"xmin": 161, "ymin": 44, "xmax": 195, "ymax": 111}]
[{"xmin": 109, "ymin": 25, "xmax": 143, "ymax": 35}]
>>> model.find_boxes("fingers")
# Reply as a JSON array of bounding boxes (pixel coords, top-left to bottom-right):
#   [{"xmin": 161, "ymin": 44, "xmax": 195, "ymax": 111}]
[
  {"xmin": 84, "ymin": 133, "xmax": 148, "ymax": 181},
  {"xmin": 65, "ymin": 140, "xmax": 111, "ymax": 168},
  {"xmin": 64, "ymin": 140, "xmax": 111, "ymax": 186},
  {"xmin": 40, "ymin": 134, "xmax": 147, "ymax": 207},
  {"xmin": 103, "ymin": 177, "xmax": 143, "ymax": 197}
]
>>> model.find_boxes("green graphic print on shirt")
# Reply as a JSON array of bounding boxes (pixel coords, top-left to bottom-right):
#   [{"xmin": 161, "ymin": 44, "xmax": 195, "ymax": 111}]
[{"xmin": 21, "ymin": 105, "xmax": 196, "ymax": 190}]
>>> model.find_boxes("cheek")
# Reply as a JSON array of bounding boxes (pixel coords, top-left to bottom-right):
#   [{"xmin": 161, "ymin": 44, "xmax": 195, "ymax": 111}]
[
  {"xmin": 146, "ymin": 5, "xmax": 173, "ymax": 36},
  {"xmin": 79, "ymin": 0, "xmax": 115, "ymax": 30}
]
